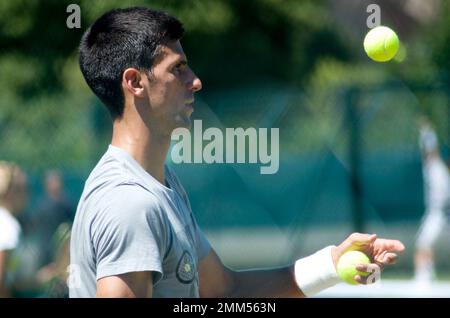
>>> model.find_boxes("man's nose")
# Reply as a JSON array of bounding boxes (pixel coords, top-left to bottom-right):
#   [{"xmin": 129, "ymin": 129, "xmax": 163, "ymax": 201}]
[{"xmin": 187, "ymin": 69, "xmax": 202, "ymax": 92}]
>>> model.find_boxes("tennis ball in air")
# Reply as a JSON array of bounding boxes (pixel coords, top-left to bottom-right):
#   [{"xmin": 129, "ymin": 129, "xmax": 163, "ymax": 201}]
[
  {"xmin": 337, "ymin": 251, "xmax": 370, "ymax": 285},
  {"xmin": 363, "ymin": 26, "xmax": 399, "ymax": 62}
]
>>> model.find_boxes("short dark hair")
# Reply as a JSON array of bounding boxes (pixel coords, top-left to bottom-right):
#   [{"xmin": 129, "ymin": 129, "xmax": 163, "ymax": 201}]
[{"xmin": 79, "ymin": 7, "xmax": 184, "ymax": 119}]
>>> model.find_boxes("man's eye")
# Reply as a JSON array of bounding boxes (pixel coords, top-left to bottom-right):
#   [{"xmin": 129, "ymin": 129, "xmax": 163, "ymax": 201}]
[{"xmin": 174, "ymin": 63, "xmax": 186, "ymax": 72}]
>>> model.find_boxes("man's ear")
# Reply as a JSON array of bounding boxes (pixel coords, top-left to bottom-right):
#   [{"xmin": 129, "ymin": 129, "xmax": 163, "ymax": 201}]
[{"xmin": 122, "ymin": 68, "xmax": 145, "ymax": 97}]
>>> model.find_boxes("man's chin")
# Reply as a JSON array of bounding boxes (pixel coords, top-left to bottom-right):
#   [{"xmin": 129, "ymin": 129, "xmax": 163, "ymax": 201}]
[{"xmin": 173, "ymin": 116, "xmax": 192, "ymax": 130}]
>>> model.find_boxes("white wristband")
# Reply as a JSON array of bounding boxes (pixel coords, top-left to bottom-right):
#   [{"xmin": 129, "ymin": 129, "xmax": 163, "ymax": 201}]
[{"xmin": 294, "ymin": 245, "xmax": 341, "ymax": 297}]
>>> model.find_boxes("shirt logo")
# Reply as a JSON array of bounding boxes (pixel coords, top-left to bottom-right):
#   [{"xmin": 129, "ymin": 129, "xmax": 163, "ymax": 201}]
[{"xmin": 176, "ymin": 250, "xmax": 195, "ymax": 284}]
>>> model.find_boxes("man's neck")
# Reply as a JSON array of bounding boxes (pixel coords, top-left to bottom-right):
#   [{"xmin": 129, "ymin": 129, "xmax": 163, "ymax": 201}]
[{"xmin": 111, "ymin": 118, "xmax": 170, "ymax": 185}]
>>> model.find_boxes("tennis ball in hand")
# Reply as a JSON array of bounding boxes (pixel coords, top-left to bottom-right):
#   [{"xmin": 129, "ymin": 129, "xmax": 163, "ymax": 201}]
[
  {"xmin": 363, "ymin": 26, "xmax": 399, "ymax": 62},
  {"xmin": 337, "ymin": 251, "xmax": 370, "ymax": 285}
]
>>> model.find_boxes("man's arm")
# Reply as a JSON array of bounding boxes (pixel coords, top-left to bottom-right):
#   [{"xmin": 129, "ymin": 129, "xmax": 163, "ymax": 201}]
[
  {"xmin": 96, "ymin": 271, "xmax": 153, "ymax": 298},
  {"xmin": 199, "ymin": 233, "xmax": 405, "ymax": 298},
  {"xmin": 0, "ymin": 251, "xmax": 9, "ymax": 298},
  {"xmin": 199, "ymin": 249, "xmax": 304, "ymax": 298}
]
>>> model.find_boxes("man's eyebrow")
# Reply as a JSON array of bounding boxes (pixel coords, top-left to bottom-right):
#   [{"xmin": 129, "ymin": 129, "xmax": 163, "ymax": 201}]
[{"xmin": 170, "ymin": 56, "xmax": 188, "ymax": 67}]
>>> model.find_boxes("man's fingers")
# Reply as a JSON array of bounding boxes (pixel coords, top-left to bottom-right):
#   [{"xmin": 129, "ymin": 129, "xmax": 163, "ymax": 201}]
[
  {"xmin": 372, "ymin": 252, "xmax": 398, "ymax": 266},
  {"xmin": 355, "ymin": 274, "xmax": 374, "ymax": 285},
  {"xmin": 386, "ymin": 240, "xmax": 405, "ymax": 253},
  {"xmin": 381, "ymin": 252, "xmax": 398, "ymax": 265},
  {"xmin": 355, "ymin": 263, "xmax": 381, "ymax": 285},
  {"xmin": 354, "ymin": 273, "xmax": 379, "ymax": 285},
  {"xmin": 337, "ymin": 233, "xmax": 377, "ymax": 253},
  {"xmin": 356, "ymin": 263, "xmax": 380, "ymax": 273},
  {"xmin": 377, "ymin": 239, "xmax": 406, "ymax": 253},
  {"xmin": 355, "ymin": 264, "xmax": 368, "ymax": 272},
  {"xmin": 349, "ymin": 232, "xmax": 377, "ymax": 243},
  {"xmin": 354, "ymin": 274, "xmax": 368, "ymax": 284}
]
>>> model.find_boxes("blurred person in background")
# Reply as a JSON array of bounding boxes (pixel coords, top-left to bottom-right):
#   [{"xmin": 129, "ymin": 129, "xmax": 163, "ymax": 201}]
[
  {"xmin": 0, "ymin": 170, "xmax": 73, "ymax": 298},
  {"xmin": 0, "ymin": 169, "xmax": 71, "ymax": 297},
  {"xmin": 30, "ymin": 170, "xmax": 73, "ymax": 270},
  {"xmin": 35, "ymin": 224, "xmax": 71, "ymax": 297},
  {"xmin": 414, "ymin": 118, "xmax": 450, "ymax": 286},
  {"xmin": 0, "ymin": 161, "xmax": 28, "ymax": 297}
]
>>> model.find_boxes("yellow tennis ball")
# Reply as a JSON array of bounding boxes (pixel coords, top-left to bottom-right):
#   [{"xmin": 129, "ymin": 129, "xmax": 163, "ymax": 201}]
[
  {"xmin": 336, "ymin": 251, "xmax": 370, "ymax": 285},
  {"xmin": 363, "ymin": 26, "xmax": 399, "ymax": 62}
]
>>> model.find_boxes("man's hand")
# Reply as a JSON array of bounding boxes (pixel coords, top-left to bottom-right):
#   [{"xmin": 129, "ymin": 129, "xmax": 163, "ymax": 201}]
[{"xmin": 331, "ymin": 233, "xmax": 405, "ymax": 284}]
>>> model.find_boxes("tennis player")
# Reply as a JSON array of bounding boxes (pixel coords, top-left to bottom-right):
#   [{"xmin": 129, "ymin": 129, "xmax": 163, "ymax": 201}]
[
  {"xmin": 69, "ymin": 7, "xmax": 405, "ymax": 298},
  {"xmin": 414, "ymin": 119, "xmax": 450, "ymax": 285}
]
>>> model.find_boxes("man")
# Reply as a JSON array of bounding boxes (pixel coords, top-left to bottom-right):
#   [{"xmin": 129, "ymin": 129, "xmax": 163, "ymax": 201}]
[
  {"xmin": 70, "ymin": 7, "xmax": 405, "ymax": 298},
  {"xmin": 414, "ymin": 119, "xmax": 450, "ymax": 285},
  {"xmin": 0, "ymin": 161, "xmax": 28, "ymax": 297}
]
